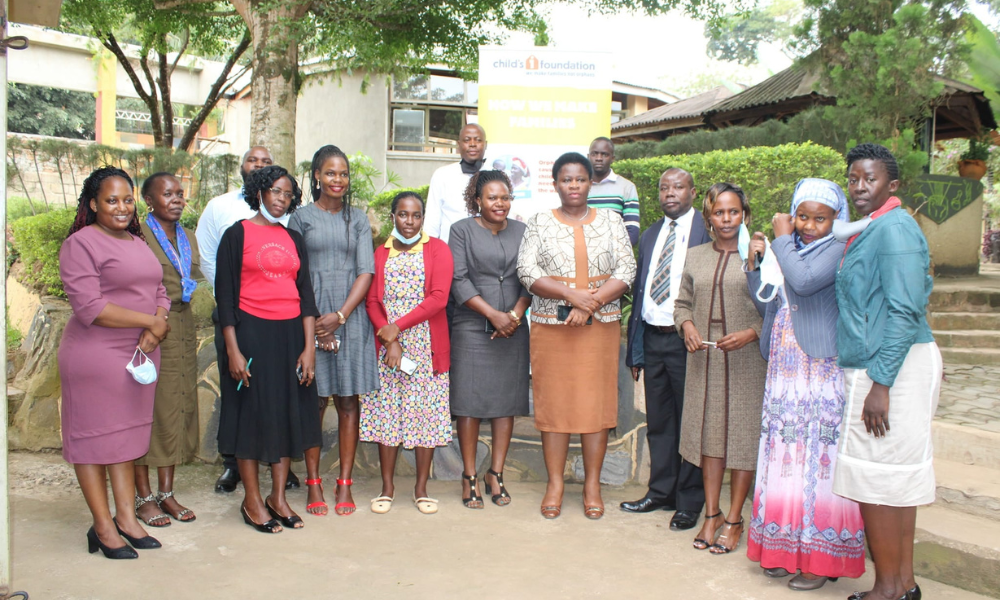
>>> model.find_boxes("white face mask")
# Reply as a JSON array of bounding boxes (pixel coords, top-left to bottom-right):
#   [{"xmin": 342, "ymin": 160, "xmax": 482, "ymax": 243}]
[
  {"xmin": 126, "ymin": 348, "xmax": 158, "ymax": 385},
  {"xmin": 756, "ymin": 238, "xmax": 784, "ymax": 303}
]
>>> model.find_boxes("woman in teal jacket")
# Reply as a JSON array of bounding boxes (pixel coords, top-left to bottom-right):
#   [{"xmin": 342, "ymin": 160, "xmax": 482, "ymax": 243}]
[{"xmin": 833, "ymin": 143, "xmax": 940, "ymax": 600}]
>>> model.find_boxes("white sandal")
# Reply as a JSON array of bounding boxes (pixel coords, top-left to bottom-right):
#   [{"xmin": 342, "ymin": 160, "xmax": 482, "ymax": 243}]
[
  {"xmin": 370, "ymin": 495, "xmax": 394, "ymax": 514},
  {"xmin": 412, "ymin": 494, "xmax": 439, "ymax": 515}
]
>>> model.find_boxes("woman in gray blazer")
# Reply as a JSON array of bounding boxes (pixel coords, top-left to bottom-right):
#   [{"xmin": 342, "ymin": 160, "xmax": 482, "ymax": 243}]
[{"xmin": 744, "ymin": 179, "xmax": 865, "ymax": 590}]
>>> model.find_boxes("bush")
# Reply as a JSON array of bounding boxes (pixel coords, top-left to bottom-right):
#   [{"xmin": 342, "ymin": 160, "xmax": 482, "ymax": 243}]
[
  {"xmin": 10, "ymin": 208, "xmax": 76, "ymax": 297},
  {"xmin": 369, "ymin": 185, "xmax": 430, "ymax": 246},
  {"xmin": 616, "ymin": 108, "xmax": 852, "ymax": 161},
  {"xmin": 6, "ymin": 196, "xmax": 55, "ymax": 222},
  {"xmin": 613, "ymin": 142, "xmax": 846, "ymax": 236}
]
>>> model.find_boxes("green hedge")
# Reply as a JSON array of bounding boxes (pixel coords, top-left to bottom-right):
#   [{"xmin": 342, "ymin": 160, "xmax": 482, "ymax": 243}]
[
  {"xmin": 613, "ymin": 142, "xmax": 847, "ymax": 236},
  {"xmin": 11, "ymin": 208, "xmax": 76, "ymax": 297},
  {"xmin": 369, "ymin": 185, "xmax": 430, "ymax": 245}
]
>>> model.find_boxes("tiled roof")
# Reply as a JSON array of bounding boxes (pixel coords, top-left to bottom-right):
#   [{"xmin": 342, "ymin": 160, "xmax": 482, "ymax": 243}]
[
  {"xmin": 706, "ymin": 65, "xmax": 823, "ymax": 115},
  {"xmin": 611, "ymin": 86, "xmax": 734, "ymax": 131}
]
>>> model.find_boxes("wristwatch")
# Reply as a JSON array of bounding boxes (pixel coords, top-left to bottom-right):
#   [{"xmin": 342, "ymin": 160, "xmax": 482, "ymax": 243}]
[
  {"xmin": 509, "ymin": 310, "xmax": 521, "ymax": 326},
  {"xmin": 336, "ymin": 310, "xmax": 346, "ymax": 324}
]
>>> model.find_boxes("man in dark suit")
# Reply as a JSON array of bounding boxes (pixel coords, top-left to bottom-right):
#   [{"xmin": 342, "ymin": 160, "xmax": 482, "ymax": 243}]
[{"xmin": 623, "ymin": 168, "xmax": 711, "ymax": 530}]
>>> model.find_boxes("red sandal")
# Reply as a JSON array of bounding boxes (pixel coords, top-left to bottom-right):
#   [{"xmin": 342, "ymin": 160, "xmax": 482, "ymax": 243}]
[
  {"xmin": 335, "ymin": 478, "xmax": 356, "ymax": 516},
  {"xmin": 305, "ymin": 478, "xmax": 328, "ymax": 516}
]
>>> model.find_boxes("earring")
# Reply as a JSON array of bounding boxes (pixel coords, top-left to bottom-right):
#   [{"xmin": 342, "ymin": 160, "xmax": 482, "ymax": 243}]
[
  {"xmin": 476, "ymin": 204, "xmax": 482, "ymax": 213},
  {"xmin": 315, "ymin": 180, "xmax": 320, "ymax": 189}
]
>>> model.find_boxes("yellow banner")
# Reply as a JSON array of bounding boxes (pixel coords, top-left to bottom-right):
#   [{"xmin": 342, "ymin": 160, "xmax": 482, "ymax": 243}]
[{"xmin": 478, "ymin": 86, "xmax": 611, "ymax": 146}]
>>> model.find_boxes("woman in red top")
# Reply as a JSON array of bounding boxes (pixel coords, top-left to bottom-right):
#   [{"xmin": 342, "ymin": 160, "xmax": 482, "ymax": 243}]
[
  {"xmin": 215, "ymin": 166, "xmax": 322, "ymax": 533},
  {"xmin": 361, "ymin": 192, "xmax": 454, "ymax": 515}
]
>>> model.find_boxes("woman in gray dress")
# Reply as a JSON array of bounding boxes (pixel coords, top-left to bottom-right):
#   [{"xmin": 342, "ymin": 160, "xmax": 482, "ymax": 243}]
[
  {"xmin": 288, "ymin": 145, "xmax": 379, "ymax": 516},
  {"xmin": 450, "ymin": 170, "xmax": 531, "ymax": 509}
]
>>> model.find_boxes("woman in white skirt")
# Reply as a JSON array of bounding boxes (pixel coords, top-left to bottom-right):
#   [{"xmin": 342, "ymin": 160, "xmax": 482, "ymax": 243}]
[{"xmin": 833, "ymin": 143, "xmax": 941, "ymax": 600}]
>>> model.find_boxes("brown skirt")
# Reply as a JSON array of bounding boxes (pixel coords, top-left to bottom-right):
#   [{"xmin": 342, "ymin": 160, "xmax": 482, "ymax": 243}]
[{"xmin": 530, "ymin": 320, "xmax": 619, "ymax": 434}]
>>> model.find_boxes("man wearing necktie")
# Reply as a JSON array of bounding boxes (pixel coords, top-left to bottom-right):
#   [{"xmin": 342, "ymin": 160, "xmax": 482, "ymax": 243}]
[{"xmin": 623, "ymin": 168, "xmax": 712, "ymax": 530}]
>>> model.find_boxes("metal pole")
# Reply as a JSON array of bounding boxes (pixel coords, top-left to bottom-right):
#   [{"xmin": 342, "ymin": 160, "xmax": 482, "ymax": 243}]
[{"xmin": 0, "ymin": 0, "xmax": 12, "ymax": 594}]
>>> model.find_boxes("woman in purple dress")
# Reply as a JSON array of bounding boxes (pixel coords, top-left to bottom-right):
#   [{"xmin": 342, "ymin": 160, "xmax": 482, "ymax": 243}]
[{"xmin": 58, "ymin": 167, "xmax": 172, "ymax": 559}]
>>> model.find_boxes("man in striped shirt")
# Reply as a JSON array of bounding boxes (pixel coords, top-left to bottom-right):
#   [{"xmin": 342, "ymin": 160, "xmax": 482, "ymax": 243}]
[{"xmin": 587, "ymin": 137, "xmax": 640, "ymax": 245}]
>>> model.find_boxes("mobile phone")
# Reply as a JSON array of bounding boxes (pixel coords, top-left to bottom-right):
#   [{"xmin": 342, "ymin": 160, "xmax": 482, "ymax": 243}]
[
  {"xmin": 296, "ymin": 364, "xmax": 304, "ymax": 381},
  {"xmin": 485, "ymin": 319, "xmax": 496, "ymax": 334},
  {"xmin": 399, "ymin": 355, "xmax": 418, "ymax": 376},
  {"xmin": 557, "ymin": 304, "xmax": 592, "ymax": 325},
  {"xmin": 333, "ymin": 335, "xmax": 341, "ymax": 354}
]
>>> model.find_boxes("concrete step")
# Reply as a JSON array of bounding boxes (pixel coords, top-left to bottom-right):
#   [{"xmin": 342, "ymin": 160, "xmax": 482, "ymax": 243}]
[
  {"xmin": 930, "ymin": 311, "xmax": 1000, "ymax": 330},
  {"xmin": 940, "ymin": 347, "xmax": 1000, "ymax": 366},
  {"xmin": 934, "ymin": 459, "xmax": 1000, "ymax": 521},
  {"xmin": 933, "ymin": 421, "xmax": 1000, "ymax": 470},
  {"xmin": 930, "ymin": 289, "xmax": 1000, "ymax": 313},
  {"xmin": 915, "ymin": 505, "xmax": 1000, "ymax": 598},
  {"xmin": 934, "ymin": 330, "xmax": 1000, "ymax": 348}
]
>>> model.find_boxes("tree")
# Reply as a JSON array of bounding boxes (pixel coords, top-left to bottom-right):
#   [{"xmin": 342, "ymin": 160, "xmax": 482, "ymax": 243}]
[
  {"xmin": 150, "ymin": 0, "xmax": 735, "ymax": 168},
  {"xmin": 704, "ymin": 0, "xmax": 801, "ymax": 66},
  {"xmin": 6, "ymin": 83, "xmax": 97, "ymax": 139},
  {"xmin": 61, "ymin": 0, "xmax": 251, "ymax": 151},
  {"xmin": 795, "ymin": 0, "xmax": 969, "ymax": 178}
]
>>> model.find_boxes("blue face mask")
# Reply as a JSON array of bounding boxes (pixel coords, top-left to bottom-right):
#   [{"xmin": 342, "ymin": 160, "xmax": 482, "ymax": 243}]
[
  {"xmin": 737, "ymin": 222, "xmax": 751, "ymax": 262},
  {"xmin": 391, "ymin": 226, "xmax": 422, "ymax": 245}
]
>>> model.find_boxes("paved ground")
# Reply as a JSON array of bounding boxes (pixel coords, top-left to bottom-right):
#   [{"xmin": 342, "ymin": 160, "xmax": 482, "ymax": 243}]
[
  {"xmin": 938, "ymin": 364, "xmax": 1000, "ymax": 434},
  {"xmin": 4, "ymin": 452, "xmax": 992, "ymax": 600}
]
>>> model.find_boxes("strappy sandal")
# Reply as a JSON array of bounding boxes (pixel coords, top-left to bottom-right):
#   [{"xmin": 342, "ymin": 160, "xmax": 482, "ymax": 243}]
[
  {"xmin": 709, "ymin": 517, "xmax": 744, "ymax": 554},
  {"xmin": 134, "ymin": 493, "xmax": 170, "ymax": 527},
  {"xmin": 265, "ymin": 496, "xmax": 304, "ymax": 529},
  {"xmin": 370, "ymin": 495, "xmax": 394, "ymax": 514},
  {"xmin": 413, "ymin": 494, "xmax": 439, "ymax": 514},
  {"xmin": 305, "ymin": 478, "xmax": 328, "ymax": 516},
  {"xmin": 486, "ymin": 469, "xmax": 511, "ymax": 506},
  {"xmin": 693, "ymin": 511, "xmax": 723, "ymax": 549},
  {"xmin": 334, "ymin": 478, "xmax": 356, "ymax": 516},
  {"xmin": 156, "ymin": 491, "xmax": 195, "ymax": 522},
  {"xmin": 462, "ymin": 473, "xmax": 484, "ymax": 509}
]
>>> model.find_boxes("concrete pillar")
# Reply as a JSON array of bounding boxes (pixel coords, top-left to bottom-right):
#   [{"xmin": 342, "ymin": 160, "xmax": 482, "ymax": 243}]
[
  {"xmin": 94, "ymin": 49, "xmax": 116, "ymax": 145},
  {"xmin": 626, "ymin": 95, "xmax": 648, "ymax": 118}
]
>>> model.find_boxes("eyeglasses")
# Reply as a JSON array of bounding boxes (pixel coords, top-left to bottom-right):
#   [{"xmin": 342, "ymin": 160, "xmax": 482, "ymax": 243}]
[{"xmin": 267, "ymin": 188, "xmax": 296, "ymax": 200}]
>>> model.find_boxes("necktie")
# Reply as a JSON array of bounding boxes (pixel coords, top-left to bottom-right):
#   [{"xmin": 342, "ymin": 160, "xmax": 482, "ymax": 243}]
[{"xmin": 650, "ymin": 221, "xmax": 677, "ymax": 305}]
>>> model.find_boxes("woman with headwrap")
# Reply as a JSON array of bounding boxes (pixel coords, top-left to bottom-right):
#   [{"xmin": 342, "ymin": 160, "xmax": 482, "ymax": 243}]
[{"xmin": 744, "ymin": 179, "xmax": 865, "ymax": 590}]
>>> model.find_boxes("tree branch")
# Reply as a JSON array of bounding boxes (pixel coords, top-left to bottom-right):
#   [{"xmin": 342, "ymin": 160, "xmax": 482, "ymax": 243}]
[
  {"xmin": 138, "ymin": 48, "xmax": 166, "ymax": 146},
  {"xmin": 168, "ymin": 28, "xmax": 190, "ymax": 80},
  {"xmin": 158, "ymin": 43, "xmax": 175, "ymax": 148},
  {"xmin": 177, "ymin": 30, "xmax": 252, "ymax": 151}
]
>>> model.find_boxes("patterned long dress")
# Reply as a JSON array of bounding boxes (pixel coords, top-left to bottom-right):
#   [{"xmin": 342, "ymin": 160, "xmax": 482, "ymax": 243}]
[
  {"xmin": 747, "ymin": 299, "xmax": 866, "ymax": 578},
  {"xmin": 359, "ymin": 251, "xmax": 452, "ymax": 449}
]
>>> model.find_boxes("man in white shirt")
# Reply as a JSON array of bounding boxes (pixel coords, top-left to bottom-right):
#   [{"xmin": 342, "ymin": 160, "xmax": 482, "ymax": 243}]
[
  {"xmin": 195, "ymin": 146, "xmax": 299, "ymax": 493},
  {"xmin": 424, "ymin": 124, "xmax": 487, "ymax": 243},
  {"xmin": 623, "ymin": 168, "xmax": 712, "ymax": 530}
]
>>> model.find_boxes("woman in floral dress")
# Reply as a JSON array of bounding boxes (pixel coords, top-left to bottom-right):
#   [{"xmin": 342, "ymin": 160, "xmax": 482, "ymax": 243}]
[
  {"xmin": 745, "ymin": 178, "xmax": 865, "ymax": 590},
  {"xmin": 361, "ymin": 191, "xmax": 453, "ymax": 515}
]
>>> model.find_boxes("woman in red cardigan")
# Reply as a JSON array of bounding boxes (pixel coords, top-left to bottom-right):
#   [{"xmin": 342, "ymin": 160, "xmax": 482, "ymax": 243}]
[{"xmin": 361, "ymin": 191, "xmax": 454, "ymax": 515}]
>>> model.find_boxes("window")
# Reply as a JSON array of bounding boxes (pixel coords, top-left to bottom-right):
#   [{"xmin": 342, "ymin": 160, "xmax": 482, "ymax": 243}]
[{"xmin": 389, "ymin": 72, "xmax": 478, "ymax": 153}]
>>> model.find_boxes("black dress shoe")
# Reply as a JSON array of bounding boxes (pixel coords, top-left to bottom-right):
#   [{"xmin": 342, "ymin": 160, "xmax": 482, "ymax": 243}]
[
  {"xmin": 619, "ymin": 496, "xmax": 675, "ymax": 513},
  {"xmin": 215, "ymin": 467, "xmax": 241, "ymax": 493},
  {"xmin": 113, "ymin": 518, "xmax": 161, "ymax": 550},
  {"xmin": 286, "ymin": 470, "xmax": 300, "ymax": 490},
  {"xmin": 670, "ymin": 509, "xmax": 699, "ymax": 530},
  {"xmin": 908, "ymin": 584, "xmax": 921, "ymax": 600}
]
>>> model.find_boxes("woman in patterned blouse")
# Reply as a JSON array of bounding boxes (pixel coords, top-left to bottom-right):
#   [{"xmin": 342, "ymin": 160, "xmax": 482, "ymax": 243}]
[{"xmin": 516, "ymin": 152, "xmax": 636, "ymax": 520}]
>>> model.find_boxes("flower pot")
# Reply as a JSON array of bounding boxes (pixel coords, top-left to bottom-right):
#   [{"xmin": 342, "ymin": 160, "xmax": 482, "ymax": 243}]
[{"xmin": 958, "ymin": 159, "xmax": 987, "ymax": 180}]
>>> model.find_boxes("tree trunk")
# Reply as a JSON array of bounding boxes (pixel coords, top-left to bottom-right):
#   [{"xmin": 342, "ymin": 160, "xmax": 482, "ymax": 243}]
[{"xmin": 234, "ymin": 0, "xmax": 307, "ymax": 169}]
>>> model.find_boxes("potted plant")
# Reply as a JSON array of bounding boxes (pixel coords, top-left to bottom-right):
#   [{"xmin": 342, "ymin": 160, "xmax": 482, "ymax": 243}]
[{"xmin": 958, "ymin": 131, "xmax": 992, "ymax": 180}]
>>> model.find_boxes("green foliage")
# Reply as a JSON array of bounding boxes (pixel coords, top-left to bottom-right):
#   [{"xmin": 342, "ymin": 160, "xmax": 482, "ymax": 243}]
[
  {"xmin": 6, "ymin": 197, "xmax": 55, "ymax": 222},
  {"xmin": 6, "ymin": 83, "xmax": 96, "ymax": 140},
  {"xmin": 964, "ymin": 14, "xmax": 1000, "ymax": 125},
  {"xmin": 7, "ymin": 323, "xmax": 23, "ymax": 352},
  {"xmin": 369, "ymin": 185, "xmax": 431, "ymax": 245},
  {"xmin": 796, "ymin": 0, "xmax": 968, "ymax": 181},
  {"xmin": 346, "ymin": 152, "xmax": 401, "ymax": 211},
  {"xmin": 613, "ymin": 142, "xmax": 845, "ymax": 236},
  {"xmin": 10, "ymin": 209, "xmax": 77, "ymax": 297},
  {"xmin": 961, "ymin": 129, "xmax": 993, "ymax": 161},
  {"xmin": 704, "ymin": 0, "xmax": 801, "ymax": 66},
  {"xmin": 617, "ymin": 108, "xmax": 852, "ymax": 160}
]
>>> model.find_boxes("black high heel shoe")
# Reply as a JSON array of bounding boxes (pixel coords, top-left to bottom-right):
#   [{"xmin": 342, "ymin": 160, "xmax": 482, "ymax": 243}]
[
  {"xmin": 265, "ymin": 497, "xmax": 304, "ymax": 529},
  {"xmin": 908, "ymin": 585, "xmax": 921, "ymax": 600},
  {"xmin": 462, "ymin": 473, "xmax": 484, "ymax": 509},
  {"xmin": 242, "ymin": 503, "xmax": 282, "ymax": 533},
  {"xmin": 113, "ymin": 517, "xmax": 161, "ymax": 549},
  {"xmin": 486, "ymin": 469, "xmax": 511, "ymax": 506},
  {"xmin": 86, "ymin": 526, "xmax": 137, "ymax": 559}
]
